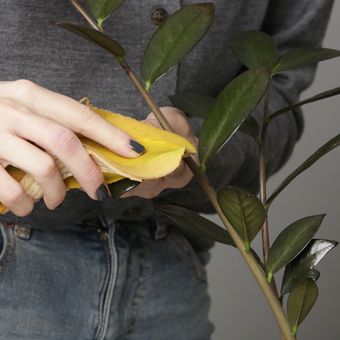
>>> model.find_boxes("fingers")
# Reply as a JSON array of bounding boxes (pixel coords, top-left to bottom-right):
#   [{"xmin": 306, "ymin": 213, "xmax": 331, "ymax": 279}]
[
  {"xmin": 144, "ymin": 106, "xmax": 193, "ymax": 138},
  {"xmin": 0, "ymin": 133, "xmax": 66, "ymax": 210},
  {"xmin": 10, "ymin": 109, "xmax": 104, "ymax": 200},
  {"xmin": 123, "ymin": 162, "xmax": 194, "ymax": 200},
  {"xmin": 0, "ymin": 165, "xmax": 34, "ymax": 216},
  {"xmin": 0, "ymin": 80, "xmax": 144, "ymax": 158},
  {"xmin": 163, "ymin": 161, "xmax": 193, "ymax": 189},
  {"xmin": 125, "ymin": 107, "xmax": 197, "ymax": 199}
]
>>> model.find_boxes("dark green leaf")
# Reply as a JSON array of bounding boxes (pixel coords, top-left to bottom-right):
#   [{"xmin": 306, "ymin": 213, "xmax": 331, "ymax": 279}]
[
  {"xmin": 169, "ymin": 93, "xmax": 260, "ymax": 140},
  {"xmin": 108, "ymin": 179, "xmax": 139, "ymax": 199},
  {"xmin": 169, "ymin": 93, "xmax": 216, "ymax": 119},
  {"xmin": 86, "ymin": 0, "xmax": 125, "ymax": 27},
  {"xmin": 287, "ymin": 279, "xmax": 318, "ymax": 336},
  {"xmin": 282, "ymin": 267, "xmax": 320, "ymax": 298},
  {"xmin": 229, "ymin": 31, "xmax": 279, "ymax": 69},
  {"xmin": 267, "ymin": 215, "xmax": 325, "ymax": 280},
  {"xmin": 273, "ymin": 48, "xmax": 340, "ymax": 74},
  {"xmin": 142, "ymin": 3, "xmax": 215, "ymax": 88},
  {"xmin": 199, "ymin": 69, "xmax": 270, "ymax": 167},
  {"xmin": 267, "ymin": 135, "xmax": 340, "ymax": 207},
  {"xmin": 155, "ymin": 204, "xmax": 234, "ymax": 246},
  {"xmin": 217, "ymin": 186, "xmax": 265, "ymax": 251},
  {"xmin": 281, "ymin": 239, "xmax": 338, "ymax": 296},
  {"xmin": 270, "ymin": 86, "xmax": 340, "ymax": 121},
  {"xmin": 238, "ymin": 115, "xmax": 260, "ymax": 140},
  {"xmin": 56, "ymin": 22, "xmax": 125, "ymax": 58}
]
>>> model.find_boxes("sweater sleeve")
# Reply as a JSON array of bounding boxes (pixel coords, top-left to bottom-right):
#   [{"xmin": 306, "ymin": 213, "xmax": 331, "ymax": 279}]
[{"xmin": 156, "ymin": 0, "xmax": 334, "ymax": 214}]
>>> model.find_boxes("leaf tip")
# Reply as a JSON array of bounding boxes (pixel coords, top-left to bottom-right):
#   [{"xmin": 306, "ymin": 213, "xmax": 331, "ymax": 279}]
[{"xmin": 316, "ymin": 213, "xmax": 327, "ymax": 223}]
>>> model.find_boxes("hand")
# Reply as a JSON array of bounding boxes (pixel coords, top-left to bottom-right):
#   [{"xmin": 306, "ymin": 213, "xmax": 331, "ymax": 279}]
[
  {"xmin": 0, "ymin": 80, "xmax": 145, "ymax": 216},
  {"xmin": 123, "ymin": 106, "xmax": 199, "ymax": 199}
]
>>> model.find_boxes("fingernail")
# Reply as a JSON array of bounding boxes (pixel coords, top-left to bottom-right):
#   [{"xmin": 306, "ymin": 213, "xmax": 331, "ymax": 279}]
[
  {"xmin": 96, "ymin": 184, "xmax": 110, "ymax": 201},
  {"xmin": 129, "ymin": 140, "xmax": 145, "ymax": 154}
]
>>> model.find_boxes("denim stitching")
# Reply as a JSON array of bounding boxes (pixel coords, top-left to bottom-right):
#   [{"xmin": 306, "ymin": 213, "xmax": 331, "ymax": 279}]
[
  {"xmin": 0, "ymin": 222, "xmax": 16, "ymax": 273},
  {"xmin": 93, "ymin": 230, "xmax": 111, "ymax": 340},
  {"xmin": 96, "ymin": 218, "xmax": 119, "ymax": 340},
  {"xmin": 125, "ymin": 233, "xmax": 148, "ymax": 340}
]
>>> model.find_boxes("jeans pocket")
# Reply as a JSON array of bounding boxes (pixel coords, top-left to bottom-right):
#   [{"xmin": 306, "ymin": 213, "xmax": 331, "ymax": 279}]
[
  {"xmin": 0, "ymin": 222, "xmax": 16, "ymax": 272},
  {"xmin": 168, "ymin": 226, "xmax": 208, "ymax": 284}
]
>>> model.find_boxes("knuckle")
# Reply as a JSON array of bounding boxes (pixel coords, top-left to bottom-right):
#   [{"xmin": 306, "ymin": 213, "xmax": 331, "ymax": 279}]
[
  {"xmin": 81, "ymin": 162, "xmax": 102, "ymax": 186},
  {"xmin": 4, "ymin": 185, "xmax": 25, "ymax": 206},
  {"xmin": 77, "ymin": 106, "xmax": 97, "ymax": 134},
  {"xmin": 12, "ymin": 79, "xmax": 37, "ymax": 99},
  {"xmin": 0, "ymin": 97, "xmax": 14, "ymax": 109},
  {"xmin": 52, "ymin": 128, "xmax": 79, "ymax": 157},
  {"xmin": 35, "ymin": 156, "xmax": 57, "ymax": 180}
]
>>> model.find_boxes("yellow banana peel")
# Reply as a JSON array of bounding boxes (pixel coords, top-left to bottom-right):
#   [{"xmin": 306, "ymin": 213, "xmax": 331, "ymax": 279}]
[{"xmin": 0, "ymin": 101, "xmax": 196, "ymax": 215}]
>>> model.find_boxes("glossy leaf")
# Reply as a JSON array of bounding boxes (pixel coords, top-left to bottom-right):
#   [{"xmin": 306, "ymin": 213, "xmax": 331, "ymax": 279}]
[
  {"xmin": 238, "ymin": 115, "xmax": 260, "ymax": 140},
  {"xmin": 199, "ymin": 68, "xmax": 270, "ymax": 167},
  {"xmin": 273, "ymin": 48, "xmax": 340, "ymax": 74},
  {"xmin": 155, "ymin": 204, "xmax": 234, "ymax": 246},
  {"xmin": 86, "ymin": 0, "xmax": 125, "ymax": 27},
  {"xmin": 281, "ymin": 239, "xmax": 338, "ymax": 296},
  {"xmin": 169, "ymin": 93, "xmax": 259, "ymax": 140},
  {"xmin": 270, "ymin": 86, "xmax": 340, "ymax": 121},
  {"xmin": 267, "ymin": 215, "xmax": 325, "ymax": 280},
  {"xmin": 169, "ymin": 93, "xmax": 216, "ymax": 119},
  {"xmin": 56, "ymin": 22, "xmax": 125, "ymax": 58},
  {"xmin": 142, "ymin": 3, "xmax": 215, "ymax": 88},
  {"xmin": 267, "ymin": 135, "xmax": 340, "ymax": 207},
  {"xmin": 108, "ymin": 179, "xmax": 139, "ymax": 199},
  {"xmin": 218, "ymin": 186, "xmax": 265, "ymax": 250},
  {"xmin": 287, "ymin": 279, "xmax": 319, "ymax": 336},
  {"xmin": 229, "ymin": 31, "xmax": 279, "ymax": 69}
]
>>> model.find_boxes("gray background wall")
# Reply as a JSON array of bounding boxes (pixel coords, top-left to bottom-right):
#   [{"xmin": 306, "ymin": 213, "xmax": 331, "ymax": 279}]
[{"xmin": 207, "ymin": 2, "xmax": 340, "ymax": 339}]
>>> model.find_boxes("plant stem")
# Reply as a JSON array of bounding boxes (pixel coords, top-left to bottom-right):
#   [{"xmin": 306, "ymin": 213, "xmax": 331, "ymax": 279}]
[
  {"xmin": 68, "ymin": 0, "xmax": 104, "ymax": 32},
  {"xmin": 259, "ymin": 86, "xmax": 271, "ymax": 265},
  {"xmin": 259, "ymin": 86, "xmax": 282, "ymax": 330},
  {"xmin": 119, "ymin": 61, "xmax": 175, "ymax": 132},
  {"xmin": 69, "ymin": 3, "xmax": 295, "ymax": 339},
  {"xmin": 126, "ymin": 78, "xmax": 294, "ymax": 338},
  {"xmin": 184, "ymin": 159, "xmax": 294, "ymax": 340}
]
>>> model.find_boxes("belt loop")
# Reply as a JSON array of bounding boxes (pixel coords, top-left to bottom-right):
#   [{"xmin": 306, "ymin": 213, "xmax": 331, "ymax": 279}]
[{"xmin": 150, "ymin": 218, "xmax": 169, "ymax": 240}]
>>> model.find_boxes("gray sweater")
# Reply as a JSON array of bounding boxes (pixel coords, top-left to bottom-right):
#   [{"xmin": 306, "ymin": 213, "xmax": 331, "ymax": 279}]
[{"xmin": 0, "ymin": 0, "xmax": 334, "ymax": 229}]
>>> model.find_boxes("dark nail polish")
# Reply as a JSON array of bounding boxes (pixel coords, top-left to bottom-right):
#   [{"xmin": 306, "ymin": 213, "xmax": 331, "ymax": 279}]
[
  {"xmin": 129, "ymin": 140, "xmax": 145, "ymax": 154},
  {"xmin": 96, "ymin": 184, "xmax": 110, "ymax": 201}
]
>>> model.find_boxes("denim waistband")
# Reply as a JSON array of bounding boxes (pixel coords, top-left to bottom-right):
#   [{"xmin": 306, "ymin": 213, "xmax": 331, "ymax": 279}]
[
  {"xmin": 3, "ymin": 216, "xmax": 169, "ymax": 239},
  {"xmin": 0, "ymin": 195, "xmax": 157, "ymax": 230}
]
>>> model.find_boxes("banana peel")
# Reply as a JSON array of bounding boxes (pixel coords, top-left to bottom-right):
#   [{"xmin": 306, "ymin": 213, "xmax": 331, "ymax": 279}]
[{"xmin": 0, "ymin": 101, "xmax": 196, "ymax": 215}]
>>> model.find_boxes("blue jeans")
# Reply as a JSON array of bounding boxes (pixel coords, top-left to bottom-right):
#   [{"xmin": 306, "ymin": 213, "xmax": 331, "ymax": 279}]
[{"xmin": 0, "ymin": 212, "xmax": 214, "ymax": 339}]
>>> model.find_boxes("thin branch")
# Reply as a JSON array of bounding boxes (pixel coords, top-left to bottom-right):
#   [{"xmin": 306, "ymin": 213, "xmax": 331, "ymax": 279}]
[
  {"xmin": 119, "ymin": 61, "xmax": 175, "ymax": 132},
  {"xmin": 259, "ymin": 85, "xmax": 282, "ymax": 298},
  {"xmin": 269, "ymin": 86, "xmax": 340, "ymax": 122},
  {"xmin": 259, "ymin": 86, "xmax": 271, "ymax": 265},
  {"xmin": 68, "ymin": 0, "xmax": 103, "ymax": 31}
]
